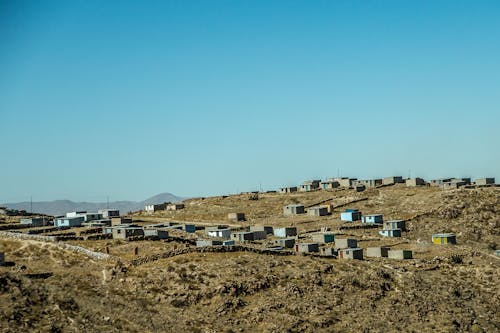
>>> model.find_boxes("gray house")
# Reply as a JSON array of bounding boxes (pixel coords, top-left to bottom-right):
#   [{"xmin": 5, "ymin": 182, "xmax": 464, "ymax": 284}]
[
  {"xmin": 382, "ymin": 176, "xmax": 404, "ymax": 185},
  {"xmin": 250, "ymin": 225, "xmax": 273, "ymax": 235},
  {"xmin": 366, "ymin": 247, "xmax": 390, "ymax": 258},
  {"xmin": 298, "ymin": 180, "xmax": 320, "ymax": 192},
  {"xmin": 335, "ymin": 238, "xmax": 358, "ymax": 249},
  {"xmin": 383, "ymin": 220, "xmax": 406, "ymax": 231},
  {"xmin": 20, "ymin": 217, "xmax": 47, "ymax": 227},
  {"xmin": 112, "ymin": 226, "xmax": 144, "ymax": 239},
  {"xmin": 98, "ymin": 209, "xmax": 120, "ymax": 218},
  {"xmin": 388, "ymin": 250, "xmax": 413, "ymax": 259},
  {"xmin": 274, "ymin": 227, "xmax": 297, "ymax": 237},
  {"xmin": 283, "ymin": 204, "xmax": 305, "ymax": 215},
  {"xmin": 55, "ymin": 216, "xmax": 84, "ymax": 228},
  {"xmin": 295, "ymin": 243, "xmax": 319, "ymax": 253},
  {"xmin": 274, "ymin": 238, "xmax": 296, "ymax": 248},
  {"xmin": 475, "ymin": 178, "xmax": 495, "ymax": 185},
  {"xmin": 279, "ymin": 187, "xmax": 298, "ymax": 193},
  {"xmin": 406, "ymin": 178, "xmax": 426, "ymax": 187},
  {"xmin": 338, "ymin": 248, "xmax": 363, "ymax": 260},
  {"xmin": 228, "ymin": 212, "xmax": 246, "ymax": 222},
  {"xmin": 307, "ymin": 206, "xmax": 329, "ymax": 216}
]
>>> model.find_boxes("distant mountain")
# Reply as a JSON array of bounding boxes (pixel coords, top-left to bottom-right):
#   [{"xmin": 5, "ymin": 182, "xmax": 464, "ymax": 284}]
[{"xmin": 2, "ymin": 192, "xmax": 185, "ymax": 216}]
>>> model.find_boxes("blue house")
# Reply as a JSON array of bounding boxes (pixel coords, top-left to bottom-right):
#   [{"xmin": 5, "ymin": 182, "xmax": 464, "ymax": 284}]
[
  {"xmin": 362, "ymin": 214, "xmax": 383, "ymax": 224},
  {"xmin": 55, "ymin": 216, "xmax": 84, "ymax": 228},
  {"xmin": 340, "ymin": 209, "xmax": 362, "ymax": 222}
]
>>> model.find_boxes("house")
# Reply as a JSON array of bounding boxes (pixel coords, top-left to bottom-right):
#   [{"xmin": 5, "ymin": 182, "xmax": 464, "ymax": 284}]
[
  {"xmin": 356, "ymin": 179, "xmax": 382, "ymax": 188},
  {"xmin": 223, "ymin": 240, "xmax": 235, "ymax": 246},
  {"xmin": 432, "ymin": 233, "xmax": 456, "ymax": 245},
  {"xmin": 312, "ymin": 233, "xmax": 335, "ymax": 244},
  {"xmin": 250, "ymin": 225, "xmax": 273, "ymax": 235},
  {"xmin": 336, "ymin": 178, "xmax": 357, "ymax": 188},
  {"xmin": 362, "ymin": 214, "xmax": 383, "ymax": 224},
  {"xmin": 320, "ymin": 248, "xmax": 337, "ymax": 257},
  {"xmin": 355, "ymin": 184, "xmax": 366, "ymax": 192},
  {"xmin": 228, "ymin": 212, "xmax": 246, "ymax": 222},
  {"xmin": 274, "ymin": 227, "xmax": 297, "ymax": 237},
  {"xmin": 206, "ymin": 227, "xmax": 231, "ymax": 239},
  {"xmin": 320, "ymin": 180, "xmax": 339, "ymax": 190},
  {"xmin": 66, "ymin": 211, "xmax": 86, "ymax": 218},
  {"xmin": 366, "ymin": 247, "xmax": 390, "ymax": 258},
  {"xmin": 406, "ymin": 178, "xmax": 425, "ymax": 187},
  {"xmin": 452, "ymin": 178, "xmax": 471, "ymax": 185},
  {"xmin": 144, "ymin": 204, "xmax": 165, "ymax": 212},
  {"xmin": 441, "ymin": 181, "xmax": 466, "ymax": 190},
  {"xmin": 82, "ymin": 220, "xmax": 111, "ymax": 227},
  {"xmin": 283, "ymin": 204, "xmax": 305, "ymax": 215},
  {"xmin": 183, "ymin": 224, "xmax": 196, "ymax": 233},
  {"xmin": 279, "ymin": 187, "xmax": 298, "ymax": 193},
  {"xmin": 382, "ymin": 176, "xmax": 404, "ymax": 185},
  {"xmin": 379, "ymin": 229, "xmax": 402, "ymax": 237},
  {"xmin": 112, "ymin": 226, "xmax": 144, "ymax": 239},
  {"xmin": 388, "ymin": 250, "xmax": 413, "ymax": 259},
  {"xmin": 335, "ymin": 238, "xmax": 357, "ymax": 249},
  {"xmin": 20, "ymin": 217, "xmax": 47, "ymax": 227},
  {"xmin": 340, "ymin": 209, "xmax": 362, "ymax": 222},
  {"xmin": 298, "ymin": 180, "xmax": 320, "ymax": 192},
  {"xmin": 54, "ymin": 216, "xmax": 84, "ymax": 228},
  {"xmin": 383, "ymin": 220, "xmax": 406, "ymax": 231},
  {"xmin": 307, "ymin": 206, "xmax": 329, "ymax": 216},
  {"xmin": 166, "ymin": 203, "xmax": 185, "ymax": 211},
  {"xmin": 144, "ymin": 229, "xmax": 169, "ymax": 239},
  {"xmin": 295, "ymin": 243, "xmax": 319, "ymax": 253},
  {"xmin": 196, "ymin": 240, "xmax": 223, "ymax": 247},
  {"xmin": 231, "ymin": 232, "xmax": 257, "ymax": 242},
  {"xmin": 338, "ymin": 248, "xmax": 363, "ymax": 260},
  {"xmin": 82, "ymin": 213, "xmax": 103, "ymax": 222},
  {"xmin": 111, "ymin": 217, "xmax": 133, "ymax": 226},
  {"xmin": 429, "ymin": 178, "xmax": 453, "ymax": 187},
  {"xmin": 474, "ymin": 178, "xmax": 495, "ymax": 185},
  {"xmin": 274, "ymin": 238, "xmax": 296, "ymax": 248},
  {"xmin": 98, "ymin": 209, "xmax": 120, "ymax": 218}
]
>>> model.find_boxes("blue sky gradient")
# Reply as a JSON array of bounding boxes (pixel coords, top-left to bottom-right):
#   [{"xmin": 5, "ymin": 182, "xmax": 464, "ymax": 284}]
[{"xmin": 1, "ymin": 1, "xmax": 499, "ymax": 202}]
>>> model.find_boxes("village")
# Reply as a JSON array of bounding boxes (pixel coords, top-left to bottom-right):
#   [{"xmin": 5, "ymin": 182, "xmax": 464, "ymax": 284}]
[{"xmin": 1, "ymin": 175, "xmax": 497, "ymax": 265}]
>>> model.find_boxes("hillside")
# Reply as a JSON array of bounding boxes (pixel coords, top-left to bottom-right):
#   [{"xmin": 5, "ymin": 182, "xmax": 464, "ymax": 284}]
[{"xmin": 0, "ymin": 185, "xmax": 499, "ymax": 332}]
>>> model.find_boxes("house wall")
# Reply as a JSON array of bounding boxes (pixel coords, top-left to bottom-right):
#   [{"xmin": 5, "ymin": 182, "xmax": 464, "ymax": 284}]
[
  {"xmin": 388, "ymin": 250, "xmax": 413, "ymax": 259},
  {"xmin": 308, "ymin": 207, "xmax": 328, "ymax": 216},
  {"xmin": 475, "ymin": 178, "xmax": 495, "ymax": 185},
  {"xmin": 366, "ymin": 247, "xmax": 390, "ymax": 258},
  {"xmin": 335, "ymin": 238, "xmax": 357, "ymax": 249}
]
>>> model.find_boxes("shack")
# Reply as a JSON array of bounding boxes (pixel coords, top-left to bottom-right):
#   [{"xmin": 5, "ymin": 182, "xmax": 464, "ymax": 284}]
[
  {"xmin": 379, "ymin": 229, "xmax": 402, "ymax": 238},
  {"xmin": 274, "ymin": 227, "xmax": 297, "ymax": 237},
  {"xmin": 167, "ymin": 203, "xmax": 185, "ymax": 211},
  {"xmin": 312, "ymin": 233, "xmax": 335, "ymax": 244},
  {"xmin": 406, "ymin": 178, "xmax": 425, "ymax": 187},
  {"xmin": 340, "ymin": 209, "xmax": 362, "ymax": 222},
  {"xmin": 320, "ymin": 180, "xmax": 339, "ymax": 190},
  {"xmin": 383, "ymin": 220, "xmax": 406, "ymax": 231},
  {"xmin": 20, "ymin": 217, "xmax": 47, "ymax": 227},
  {"xmin": 366, "ymin": 247, "xmax": 390, "ymax": 258},
  {"xmin": 228, "ymin": 212, "xmax": 246, "ymax": 222},
  {"xmin": 250, "ymin": 225, "xmax": 273, "ymax": 235},
  {"xmin": 307, "ymin": 206, "xmax": 329, "ymax": 217},
  {"xmin": 335, "ymin": 238, "xmax": 357, "ymax": 249},
  {"xmin": 382, "ymin": 176, "xmax": 404, "ymax": 185},
  {"xmin": 98, "ymin": 209, "xmax": 120, "ymax": 218},
  {"xmin": 274, "ymin": 238, "xmax": 295, "ymax": 248},
  {"xmin": 112, "ymin": 226, "xmax": 144, "ymax": 239},
  {"xmin": 320, "ymin": 248, "xmax": 337, "ymax": 257},
  {"xmin": 144, "ymin": 229, "xmax": 169, "ymax": 239},
  {"xmin": 388, "ymin": 250, "xmax": 413, "ymax": 259},
  {"xmin": 338, "ymin": 248, "xmax": 363, "ymax": 260},
  {"xmin": 299, "ymin": 180, "xmax": 320, "ymax": 192},
  {"xmin": 144, "ymin": 204, "xmax": 165, "ymax": 212},
  {"xmin": 206, "ymin": 227, "xmax": 231, "ymax": 239},
  {"xmin": 283, "ymin": 204, "xmax": 305, "ymax": 215},
  {"xmin": 295, "ymin": 243, "xmax": 319, "ymax": 253},
  {"xmin": 196, "ymin": 240, "xmax": 223, "ymax": 247},
  {"xmin": 362, "ymin": 214, "xmax": 383, "ymax": 224},
  {"xmin": 432, "ymin": 233, "xmax": 456, "ymax": 245},
  {"xmin": 111, "ymin": 217, "xmax": 133, "ymax": 226},
  {"xmin": 474, "ymin": 178, "xmax": 495, "ymax": 185},
  {"xmin": 279, "ymin": 187, "xmax": 298, "ymax": 193},
  {"xmin": 54, "ymin": 216, "xmax": 84, "ymax": 228}
]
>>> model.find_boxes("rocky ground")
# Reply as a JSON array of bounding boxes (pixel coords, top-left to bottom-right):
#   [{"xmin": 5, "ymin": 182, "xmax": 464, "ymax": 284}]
[{"xmin": 0, "ymin": 186, "xmax": 499, "ymax": 332}]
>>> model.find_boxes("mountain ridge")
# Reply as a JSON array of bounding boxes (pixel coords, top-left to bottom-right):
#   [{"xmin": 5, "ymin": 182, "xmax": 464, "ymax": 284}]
[{"xmin": 1, "ymin": 192, "xmax": 185, "ymax": 216}]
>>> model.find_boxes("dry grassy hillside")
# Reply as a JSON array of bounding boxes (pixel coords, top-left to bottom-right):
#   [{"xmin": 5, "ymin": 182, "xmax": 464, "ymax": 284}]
[{"xmin": 1, "ymin": 186, "xmax": 499, "ymax": 332}]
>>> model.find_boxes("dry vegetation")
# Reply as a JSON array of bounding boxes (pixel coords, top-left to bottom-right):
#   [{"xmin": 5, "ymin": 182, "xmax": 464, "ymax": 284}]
[{"xmin": 1, "ymin": 186, "xmax": 499, "ymax": 332}]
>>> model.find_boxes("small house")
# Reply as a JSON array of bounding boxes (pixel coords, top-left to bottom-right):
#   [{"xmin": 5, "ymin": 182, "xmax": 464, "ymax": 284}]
[
  {"xmin": 66, "ymin": 211, "xmax": 86, "ymax": 218},
  {"xmin": 206, "ymin": 227, "xmax": 231, "ymax": 239},
  {"xmin": 98, "ymin": 209, "xmax": 120, "ymax": 218},
  {"xmin": 55, "ymin": 216, "xmax": 85, "ymax": 228},
  {"xmin": 167, "ymin": 203, "xmax": 185, "ymax": 211},
  {"xmin": 335, "ymin": 238, "xmax": 357, "ymax": 249},
  {"xmin": 441, "ymin": 181, "xmax": 466, "ymax": 190},
  {"xmin": 355, "ymin": 184, "xmax": 366, "ymax": 192},
  {"xmin": 340, "ymin": 209, "xmax": 362, "ymax": 222},
  {"xmin": 82, "ymin": 213, "xmax": 103, "ymax": 222},
  {"xmin": 274, "ymin": 227, "xmax": 297, "ymax": 237},
  {"xmin": 144, "ymin": 204, "xmax": 166, "ymax": 212},
  {"xmin": 20, "ymin": 217, "xmax": 47, "ymax": 227},
  {"xmin": 320, "ymin": 180, "xmax": 339, "ymax": 190},
  {"xmin": 338, "ymin": 248, "xmax": 363, "ymax": 260},
  {"xmin": 366, "ymin": 247, "xmax": 390, "ymax": 258},
  {"xmin": 382, "ymin": 176, "xmax": 404, "ymax": 185},
  {"xmin": 228, "ymin": 212, "xmax": 246, "ymax": 222},
  {"xmin": 405, "ymin": 178, "xmax": 425, "ymax": 187},
  {"xmin": 320, "ymin": 248, "xmax": 337, "ymax": 257},
  {"xmin": 474, "ymin": 178, "xmax": 495, "ymax": 185},
  {"xmin": 111, "ymin": 217, "xmax": 132, "ymax": 226},
  {"xmin": 222, "ymin": 240, "xmax": 235, "ymax": 246},
  {"xmin": 279, "ymin": 187, "xmax": 298, "ymax": 193},
  {"xmin": 249, "ymin": 225, "xmax": 273, "ymax": 235},
  {"xmin": 183, "ymin": 224, "xmax": 196, "ymax": 233},
  {"xmin": 283, "ymin": 204, "xmax": 305, "ymax": 215},
  {"xmin": 295, "ymin": 243, "xmax": 319, "ymax": 253},
  {"xmin": 387, "ymin": 250, "xmax": 413, "ymax": 259},
  {"xmin": 362, "ymin": 214, "xmax": 383, "ymax": 224},
  {"xmin": 429, "ymin": 178, "xmax": 453, "ymax": 187},
  {"xmin": 307, "ymin": 206, "xmax": 329, "ymax": 217},
  {"xmin": 196, "ymin": 240, "xmax": 223, "ymax": 247},
  {"xmin": 379, "ymin": 229, "xmax": 402, "ymax": 237},
  {"xmin": 112, "ymin": 227, "xmax": 144, "ymax": 239},
  {"xmin": 299, "ymin": 180, "xmax": 320, "ymax": 192},
  {"xmin": 231, "ymin": 231, "xmax": 256, "ymax": 242},
  {"xmin": 356, "ymin": 179, "xmax": 382, "ymax": 188},
  {"xmin": 383, "ymin": 220, "xmax": 406, "ymax": 231},
  {"xmin": 144, "ymin": 229, "xmax": 169, "ymax": 239},
  {"xmin": 432, "ymin": 233, "xmax": 456, "ymax": 245},
  {"xmin": 336, "ymin": 178, "xmax": 357, "ymax": 188},
  {"xmin": 312, "ymin": 232, "xmax": 335, "ymax": 244},
  {"xmin": 274, "ymin": 238, "xmax": 295, "ymax": 248}
]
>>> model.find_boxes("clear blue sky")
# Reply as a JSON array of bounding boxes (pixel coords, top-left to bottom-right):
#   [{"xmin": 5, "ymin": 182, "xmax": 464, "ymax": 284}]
[{"xmin": 1, "ymin": 0, "xmax": 499, "ymax": 202}]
